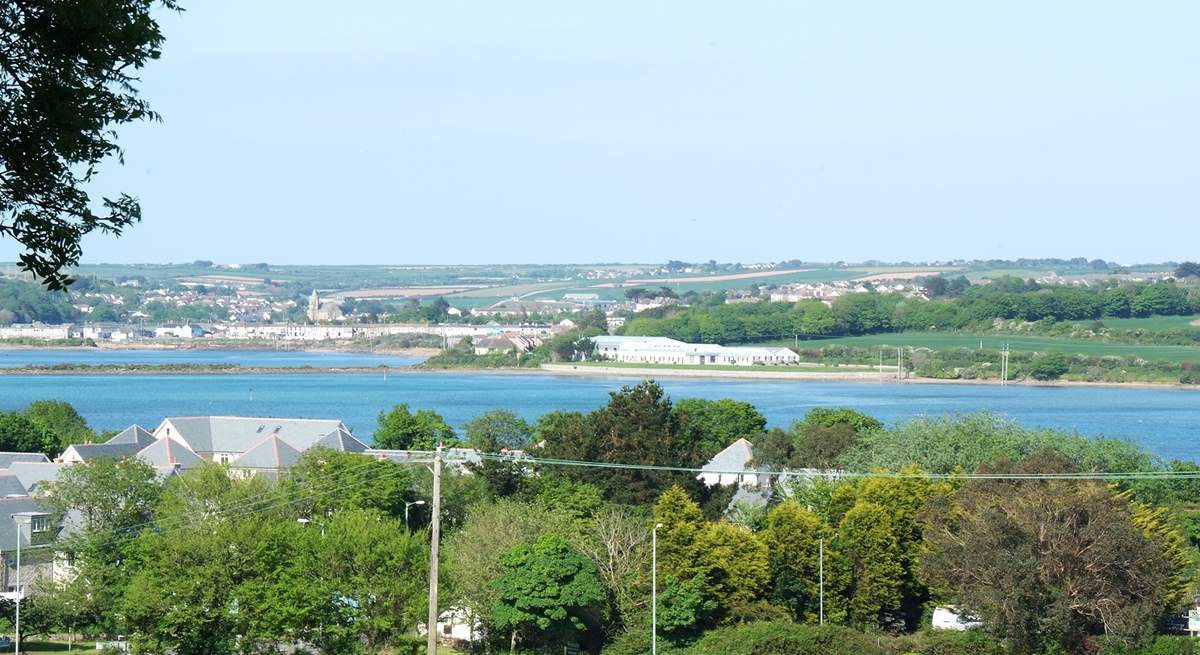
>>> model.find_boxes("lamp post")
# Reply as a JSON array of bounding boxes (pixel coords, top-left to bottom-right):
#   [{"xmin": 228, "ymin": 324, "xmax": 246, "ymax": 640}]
[
  {"xmin": 652, "ymin": 522, "xmax": 663, "ymax": 655},
  {"xmin": 405, "ymin": 500, "xmax": 426, "ymax": 529},
  {"xmin": 11, "ymin": 513, "xmax": 32, "ymax": 655}
]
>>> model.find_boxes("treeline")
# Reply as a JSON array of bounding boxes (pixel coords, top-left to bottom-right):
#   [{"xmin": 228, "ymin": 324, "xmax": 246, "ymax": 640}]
[
  {"xmin": 0, "ymin": 400, "xmax": 102, "ymax": 457},
  {"xmin": 620, "ymin": 278, "xmax": 1200, "ymax": 344},
  {"xmin": 0, "ymin": 279, "xmax": 79, "ymax": 324},
  {"xmin": 31, "ymin": 384, "xmax": 1200, "ymax": 655}
]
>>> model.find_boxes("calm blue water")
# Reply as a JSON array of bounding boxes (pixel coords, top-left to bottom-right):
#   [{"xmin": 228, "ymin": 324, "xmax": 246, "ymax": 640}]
[
  {"xmin": 0, "ymin": 369, "xmax": 1196, "ymax": 461},
  {"xmin": 0, "ymin": 349, "xmax": 420, "ymax": 369}
]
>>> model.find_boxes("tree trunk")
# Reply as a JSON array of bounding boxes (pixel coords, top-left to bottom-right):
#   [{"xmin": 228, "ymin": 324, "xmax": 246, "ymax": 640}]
[{"xmin": 510, "ymin": 629, "xmax": 518, "ymax": 655}]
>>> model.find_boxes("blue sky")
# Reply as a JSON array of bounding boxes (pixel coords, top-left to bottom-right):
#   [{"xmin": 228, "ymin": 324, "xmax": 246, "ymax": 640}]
[{"xmin": 6, "ymin": 0, "xmax": 1199, "ymax": 265}]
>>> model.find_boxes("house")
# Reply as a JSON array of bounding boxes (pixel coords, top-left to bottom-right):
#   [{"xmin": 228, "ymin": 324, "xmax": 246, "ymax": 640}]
[
  {"xmin": 419, "ymin": 606, "xmax": 483, "ymax": 645},
  {"xmin": 699, "ymin": 438, "xmax": 771, "ymax": 488},
  {"xmin": 932, "ymin": 606, "xmax": 982, "ymax": 631},
  {"xmin": 0, "ymin": 453, "xmax": 50, "ymax": 469},
  {"xmin": 151, "ymin": 416, "xmax": 362, "ymax": 463},
  {"xmin": 0, "ymin": 499, "xmax": 59, "ymax": 600},
  {"xmin": 60, "ymin": 426, "xmax": 155, "ymax": 464},
  {"xmin": 472, "ymin": 334, "xmax": 541, "ymax": 355}
]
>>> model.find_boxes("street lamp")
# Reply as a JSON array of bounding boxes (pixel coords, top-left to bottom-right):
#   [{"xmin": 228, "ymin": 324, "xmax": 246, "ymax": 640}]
[
  {"xmin": 11, "ymin": 513, "xmax": 33, "ymax": 655},
  {"xmin": 404, "ymin": 500, "xmax": 426, "ymax": 528},
  {"xmin": 652, "ymin": 522, "xmax": 663, "ymax": 655}
]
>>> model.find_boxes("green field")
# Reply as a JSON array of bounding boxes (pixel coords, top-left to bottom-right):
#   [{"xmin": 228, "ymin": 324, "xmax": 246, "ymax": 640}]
[
  {"xmin": 568, "ymin": 361, "xmax": 877, "ymax": 373},
  {"xmin": 522, "ymin": 268, "xmax": 867, "ymax": 302},
  {"xmin": 1092, "ymin": 315, "xmax": 1200, "ymax": 331},
  {"xmin": 773, "ymin": 332, "xmax": 1200, "ymax": 363}
]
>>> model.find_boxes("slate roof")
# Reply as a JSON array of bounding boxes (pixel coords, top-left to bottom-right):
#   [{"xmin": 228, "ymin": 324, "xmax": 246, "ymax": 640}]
[
  {"xmin": 0, "ymin": 452, "xmax": 49, "ymax": 469},
  {"xmin": 231, "ymin": 434, "xmax": 301, "ymax": 470},
  {"xmin": 0, "ymin": 497, "xmax": 52, "ymax": 551},
  {"xmin": 137, "ymin": 436, "xmax": 204, "ymax": 469},
  {"xmin": 157, "ymin": 416, "xmax": 348, "ymax": 454},
  {"xmin": 311, "ymin": 428, "xmax": 368, "ymax": 453},
  {"xmin": 702, "ymin": 438, "xmax": 755, "ymax": 474},
  {"xmin": 106, "ymin": 425, "xmax": 156, "ymax": 447},
  {"xmin": 64, "ymin": 441, "xmax": 142, "ymax": 462},
  {"xmin": 3, "ymin": 462, "xmax": 66, "ymax": 494},
  {"xmin": 0, "ymin": 474, "xmax": 27, "ymax": 497}
]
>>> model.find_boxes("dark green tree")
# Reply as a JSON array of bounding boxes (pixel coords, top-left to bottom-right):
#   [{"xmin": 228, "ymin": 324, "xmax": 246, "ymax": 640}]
[
  {"xmin": 373, "ymin": 403, "xmax": 458, "ymax": 449},
  {"xmin": 492, "ymin": 534, "xmax": 604, "ymax": 653},
  {"xmin": 673, "ymin": 398, "xmax": 767, "ymax": 458},
  {"xmin": 23, "ymin": 400, "xmax": 94, "ymax": 453},
  {"xmin": 1, "ymin": 0, "xmax": 179, "ymax": 288},
  {"xmin": 464, "ymin": 410, "xmax": 533, "ymax": 498}
]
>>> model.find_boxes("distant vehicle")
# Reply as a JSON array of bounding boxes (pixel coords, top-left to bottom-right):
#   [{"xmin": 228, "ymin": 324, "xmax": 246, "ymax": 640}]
[
  {"xmin": 932, "ymin": 606, "xmax": 983, "ymax": 631},
  {"xmin": 0, "ymin": 636, "xmax": 12, "ymax": 648}
]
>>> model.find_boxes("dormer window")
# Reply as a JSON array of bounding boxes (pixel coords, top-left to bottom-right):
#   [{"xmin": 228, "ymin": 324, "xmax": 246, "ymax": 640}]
[{"xmin": 30, "ymin": 515, "xmax": 49, "ymax": 533}]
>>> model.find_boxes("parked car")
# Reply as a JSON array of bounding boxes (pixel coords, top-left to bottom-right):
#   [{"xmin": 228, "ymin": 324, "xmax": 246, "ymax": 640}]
[{"xmin": 0, "ymin": 636, "xmax": 12, "ymax": 648}]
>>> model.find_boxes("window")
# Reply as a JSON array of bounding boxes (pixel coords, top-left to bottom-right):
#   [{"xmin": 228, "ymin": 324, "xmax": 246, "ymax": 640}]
[{"xmin": 30, "ymin": 516, "xmax": 49, "ymax": 533}]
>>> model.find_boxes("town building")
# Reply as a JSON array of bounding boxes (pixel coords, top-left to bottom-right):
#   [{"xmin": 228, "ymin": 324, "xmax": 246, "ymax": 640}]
[{"xmin": 591, "ymin": 336, "xmax": 800, "ymax": 366}]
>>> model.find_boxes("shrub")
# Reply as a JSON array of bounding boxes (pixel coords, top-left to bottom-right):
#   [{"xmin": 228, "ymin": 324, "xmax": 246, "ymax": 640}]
[
  {"xmin": 894, "ymin": 630, "xmax": 1005, "ymax": 655},
  {"xmin": 684, "ymin": 621, "xmax": 884, "ymax": 655}
]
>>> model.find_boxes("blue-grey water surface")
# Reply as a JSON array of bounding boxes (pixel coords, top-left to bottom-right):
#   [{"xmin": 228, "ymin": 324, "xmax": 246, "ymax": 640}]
[{"xmin": 0, "ymin": 352, "xmax": 1196, "ymax": 461}]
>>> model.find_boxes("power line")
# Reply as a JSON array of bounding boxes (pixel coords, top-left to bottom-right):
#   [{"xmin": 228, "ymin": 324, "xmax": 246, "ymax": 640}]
[{"xmin": 468, "ymin": 451, "xmax": 1200, "ymax": 481}]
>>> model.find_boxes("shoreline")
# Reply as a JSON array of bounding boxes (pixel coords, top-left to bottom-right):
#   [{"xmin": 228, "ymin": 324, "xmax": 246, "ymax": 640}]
[
  {"xmin": 0, "ymin": 343, "xmax": 440, "ymax": 357},
  {"xmin": 0, "ymin": 359, "xmax": 1192, "ymax": 390}
]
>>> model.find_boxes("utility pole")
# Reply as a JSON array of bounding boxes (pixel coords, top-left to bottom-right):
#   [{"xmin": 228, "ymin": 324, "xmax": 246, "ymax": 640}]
[
  {"xmin": 652, "ymin": 522, "xmax": 663, "ymax": 655},
  {"xmin": 426, "ymin": 445, "xmax": 443, "ymax": 655}
]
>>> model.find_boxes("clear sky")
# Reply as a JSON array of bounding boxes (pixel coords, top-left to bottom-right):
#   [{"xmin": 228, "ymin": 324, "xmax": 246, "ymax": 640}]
[{"xmin": 6, "ymin": 0, "xmax": 1199, "ymax": 265}]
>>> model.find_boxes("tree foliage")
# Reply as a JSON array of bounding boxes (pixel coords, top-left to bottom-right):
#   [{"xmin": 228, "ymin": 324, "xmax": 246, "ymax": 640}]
[
  {"xmin": 0, "ymin": 0, "xmax": 178, "ymax": 288},
  {"xmin": 492, "ymin": 534, "xmax": 605, "ymax": 651},
  {"xmin": 373, "ymin": 403, "xmax": 459, "ymax": 449},
  {"xmin": 922, "ymin": 455, "xmax": 1185, "ymax": 654}
]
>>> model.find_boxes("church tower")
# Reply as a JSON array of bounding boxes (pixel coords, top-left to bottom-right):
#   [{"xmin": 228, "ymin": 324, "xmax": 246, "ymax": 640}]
[{"xmin": 307, "ymin": 289, "xmax": 320, "ymax": 322}]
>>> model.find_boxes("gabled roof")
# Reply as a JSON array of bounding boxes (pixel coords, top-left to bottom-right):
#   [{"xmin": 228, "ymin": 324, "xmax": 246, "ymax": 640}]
[
  {"xmin": 3, "ymin": 461, "xmax": 66, "ymax": 495},
  {"xmin": 0, "ymin": 474, "xmax": 27, "ymax": 497},
  {"xmin": 0, "ymin": 452, "xmax": 50, "ymax": 468},
  {"xmin": 106, "ymin": 425, "xmax": 156, "ymax": 447},
  {"xmin": 63, "ymin": 441, "xmax": 144, "ymax": 462},
  {"xmin": 231, "ymin": 434, "xmax": 301, "ymax": 470},
  {"xmin": 703, "ymin": 438, "xmax": 755, "ymax": 473},
  {"xmin": 156, "ymin": 416, "xmax": 348, "ymax": 454},
  {"xmin": 311, "ymin": 428, "xmax": 368, "ymax": 453},
  {"xmin": 137, "ymin": 435, "xmax": 204, "ymax": 469}
]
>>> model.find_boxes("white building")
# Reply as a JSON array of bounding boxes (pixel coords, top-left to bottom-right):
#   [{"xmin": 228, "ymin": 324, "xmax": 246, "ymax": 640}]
[
  {"xmin": 0, "ymin": 324, "xmax": 73, "ymax": 340},
  {"xmin": 154, "ymin": 324, "xmax": 204, "ymax": 339},
  {"xmin": 591, "ymin": 336, "xmax": 799, "ymax": 367}
]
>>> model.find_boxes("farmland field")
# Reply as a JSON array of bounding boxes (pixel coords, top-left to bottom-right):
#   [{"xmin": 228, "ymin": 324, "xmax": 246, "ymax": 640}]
[
  {"xmin": 523, "ymin": 268, "xmax": 864, "ymax": 301},
  {"xmin": 768, "ymin": 332, "xmax": 1200, "ymax": 363},
  {"xmin": 1091, "ymin": 315, "xmax": 1200, "ymax": 331}
]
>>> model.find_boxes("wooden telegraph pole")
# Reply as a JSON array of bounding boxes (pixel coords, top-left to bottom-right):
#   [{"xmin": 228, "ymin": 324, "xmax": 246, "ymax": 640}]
[{"xmin": 427, "ymin": 444, "xmax": 443, "ymax": 654}]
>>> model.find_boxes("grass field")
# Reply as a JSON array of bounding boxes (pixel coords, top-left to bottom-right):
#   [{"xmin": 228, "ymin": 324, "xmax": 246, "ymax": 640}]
[
  {"xmin": 572, "ymin": 361, "xmax": 877, "ymax": 373},
  {"xmin": 1092, "ymin": 315, "xmax": 1200, "ymax": 331},
  {"xmin": 770, "ymin": 332, "xmax": 1200, "ymax": 363}
]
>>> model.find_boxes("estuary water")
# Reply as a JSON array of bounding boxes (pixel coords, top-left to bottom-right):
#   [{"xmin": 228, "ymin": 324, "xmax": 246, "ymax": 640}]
[{"xmin": 0, "ymin": 350, "xmax": 1197, "ymax": 461}]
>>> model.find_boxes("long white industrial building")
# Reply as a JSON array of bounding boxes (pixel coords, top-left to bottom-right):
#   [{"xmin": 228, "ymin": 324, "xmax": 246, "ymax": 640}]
[{"xmin": 591, "ymin": 335, "xmax": 800, "ymax": 366}]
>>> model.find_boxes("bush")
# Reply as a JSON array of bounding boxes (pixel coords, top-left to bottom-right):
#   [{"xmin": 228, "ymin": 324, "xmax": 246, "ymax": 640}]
[
  {"xmin": 683, "ymin": 621, "xmax": 884, "ymax": 655},
  {"xmin": 894, "ymin": 630, "xmax": 1005, "ymax": 655},
  {"xmin": 1098, "ymin": 635, "xmax": 1199, "ymax": 655},
  {"xmin": 602, "ymin": 631, "xmax": 685, "ymax": 655},
  {"xmin": 1029, "ymin": 351, "xmax": 1071, "ymax": 380},
  {"xmin": 390, "ymin": 635, "xmax": 425, "ymax": 655}
]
